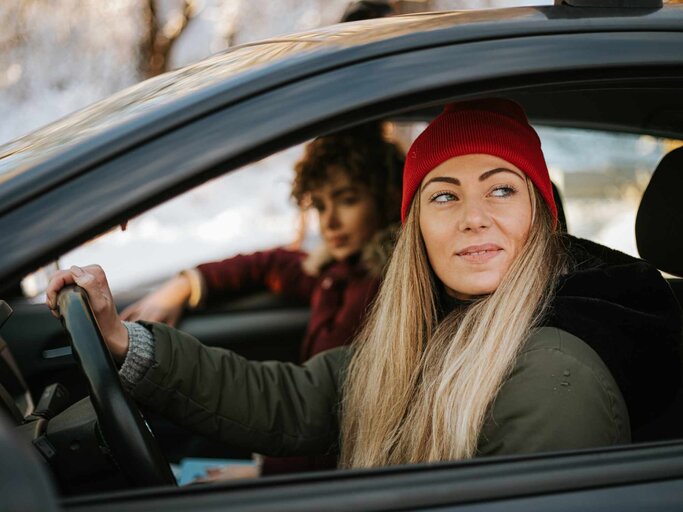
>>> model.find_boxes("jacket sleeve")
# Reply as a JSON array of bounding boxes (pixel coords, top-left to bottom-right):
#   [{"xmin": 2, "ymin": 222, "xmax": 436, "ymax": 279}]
[
  {"xmin": 196, "ymin": 248, "xmax": 316, "ymax": 306},
  {"xmin": 477, "ymin": 327, "xmax": 631, "ymax": 456},
  {"xmin": 130, "ymin": 322, "xmax": 348, "ymax": 457}
]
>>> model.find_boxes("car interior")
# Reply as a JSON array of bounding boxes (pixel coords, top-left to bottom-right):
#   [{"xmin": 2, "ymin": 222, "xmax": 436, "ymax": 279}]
[{"xmin": 1, "ymin": 68, "xmax": 683, "ymax": 501}]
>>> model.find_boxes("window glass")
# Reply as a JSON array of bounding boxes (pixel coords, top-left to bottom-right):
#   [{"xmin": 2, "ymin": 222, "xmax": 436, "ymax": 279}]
[{"xmin": 537, "ymin": 127, "xmax": 682, "ymax": 258}]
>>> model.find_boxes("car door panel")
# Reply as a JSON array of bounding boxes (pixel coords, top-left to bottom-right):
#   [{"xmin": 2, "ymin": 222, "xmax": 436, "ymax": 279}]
[
  {"xmin": 1, "ymin": 292, "xmax": 309, "ymax": 405},
  {"xmin": 1, "ymin": 301, "xmax": 80, "ymax": 401}
]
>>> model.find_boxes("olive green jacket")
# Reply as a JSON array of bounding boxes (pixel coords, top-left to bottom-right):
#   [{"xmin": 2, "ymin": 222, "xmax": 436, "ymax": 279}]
[{"xmin": 130, "ymin": 322, "xmax": 630, "ymax": 458}]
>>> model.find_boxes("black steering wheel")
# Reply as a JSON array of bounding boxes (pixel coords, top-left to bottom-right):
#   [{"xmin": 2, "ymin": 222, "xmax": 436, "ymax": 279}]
[{"xmin": 57, "ymin": 286, "xmax": 176, "ymax": 487}]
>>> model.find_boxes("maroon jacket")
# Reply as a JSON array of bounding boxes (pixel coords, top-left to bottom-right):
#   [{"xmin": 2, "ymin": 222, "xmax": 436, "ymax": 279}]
[
  {"xmin": 196, "ymin": 248, "xmax": 380, "ymax": 474},
  {"xmin": 197, "ymin": 248, "xmax": 379, "ymax": 361}
]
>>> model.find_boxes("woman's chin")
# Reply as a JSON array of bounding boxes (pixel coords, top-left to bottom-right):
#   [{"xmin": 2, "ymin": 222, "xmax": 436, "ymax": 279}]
[
  {"xmin": 445, "ymin": 276, "xmax": 502, "ymax": 299},
  {"xmin": 328, "ymin": 244, "xmax": 362, "ymax": 261}
]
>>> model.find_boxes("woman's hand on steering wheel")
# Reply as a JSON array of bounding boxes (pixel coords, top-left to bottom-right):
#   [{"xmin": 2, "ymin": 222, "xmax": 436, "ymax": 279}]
[
  {"xmin": 46, "ymin": 265, "xmax": 129, "ymax": 362},
  {"xmin": 47, "ymin": 265, "xmax": 177, "ymax": 486}
]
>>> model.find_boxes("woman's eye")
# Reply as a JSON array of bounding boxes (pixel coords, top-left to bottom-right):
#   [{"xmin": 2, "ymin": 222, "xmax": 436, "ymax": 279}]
[
  {"xmin": 490, "ymin": 186, "xmax": 515, "ymax": 198},
  {"xmin": 340, "ymin": 194, "xmax": 359, "ymax": 206},
  {"xmin": 430, "ymin": 191, "xmax": 457, "ymax": 203}
]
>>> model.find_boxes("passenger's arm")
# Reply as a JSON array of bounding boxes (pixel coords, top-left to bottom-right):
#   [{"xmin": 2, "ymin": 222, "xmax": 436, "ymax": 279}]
[
  {"xmin": 131, "ymin": 321, "xmax": 347, "ymax": 457},
  {"xmin": 197, "ymin": 248, "xmax": 316, "ymax": 306},
  {"xmin": 120, "ymin": 273, "xmax": 192, "ymax": 325},
  {"xmin": 120, "ymin": 248, "xmax": 315, "ymax": 324}
]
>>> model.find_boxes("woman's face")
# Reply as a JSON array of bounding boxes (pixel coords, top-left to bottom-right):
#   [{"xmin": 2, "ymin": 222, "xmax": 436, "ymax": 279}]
[
  {"xmin": 310, "ymin": 167, "xmax": 380, "ymax": 261},
  {"xmin": 418, "ymin": 154, "xmax": 533, "ymax": 300}
]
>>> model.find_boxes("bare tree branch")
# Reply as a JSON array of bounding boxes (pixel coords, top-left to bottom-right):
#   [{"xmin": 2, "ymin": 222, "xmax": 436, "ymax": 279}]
[{"xmin": 140, "ymin": 0, "xmax": 195, "ymax": 78}]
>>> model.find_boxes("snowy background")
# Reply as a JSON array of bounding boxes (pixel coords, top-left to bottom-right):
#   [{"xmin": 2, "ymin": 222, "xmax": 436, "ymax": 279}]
[{"xmin": 1, "ymin": 0, "xmax": 679, "ymax": 294}]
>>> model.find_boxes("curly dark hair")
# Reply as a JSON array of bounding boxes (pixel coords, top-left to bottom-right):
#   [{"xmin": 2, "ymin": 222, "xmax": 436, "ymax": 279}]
[{"xmin": 291, "ymin": 122, "xmax": 404, "ymax": 227}]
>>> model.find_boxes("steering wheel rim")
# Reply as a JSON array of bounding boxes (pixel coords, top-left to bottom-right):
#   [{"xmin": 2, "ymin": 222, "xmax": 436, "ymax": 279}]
[{"xmin": 57, "ymin": 286, "xmax": 176, "ymax": 487}]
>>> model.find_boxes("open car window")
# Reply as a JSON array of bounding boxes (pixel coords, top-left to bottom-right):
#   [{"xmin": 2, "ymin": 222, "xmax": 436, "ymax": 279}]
[
  {"xmin": 30, "ymin": 146, "xmax": 312, "ymax": 295},
  {"xmin": 27, "ymin": 126, "xmax": 681, "ymax": 296}
]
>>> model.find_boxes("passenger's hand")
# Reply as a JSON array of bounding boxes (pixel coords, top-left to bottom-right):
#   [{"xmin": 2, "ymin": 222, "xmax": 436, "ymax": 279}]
[
  {"xmin": 120, "ymin": 274, "xmax": 191, "ymax": 326},
  {"xmin": 46, "ymin": 265, "xmax": 129, "ymax": 362},
  {"xmin": 191, "ymin": 464, "xmax": 260, "ymax": 483}
]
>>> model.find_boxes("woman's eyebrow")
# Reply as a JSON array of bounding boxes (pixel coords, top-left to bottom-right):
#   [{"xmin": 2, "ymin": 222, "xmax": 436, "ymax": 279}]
[
  {"xmin": 479, "ymin": 168, "xmax": 524, "ymax": 181},
  {"xmin": 330, "ymin": 185, "xmax": 358, "ymax": 199},
  {"xmin": 421, "ymin": 168, "xmax": 523, "ymax": 191},
  {"xmin": 422, "ymin": 176, "xmax": 460, "ymax": 190}
]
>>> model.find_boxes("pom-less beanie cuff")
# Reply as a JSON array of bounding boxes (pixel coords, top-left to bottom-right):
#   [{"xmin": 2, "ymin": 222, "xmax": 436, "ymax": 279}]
[{"xmin": 401, "ymin": 99, "xmax": 557, "ymax": 224}]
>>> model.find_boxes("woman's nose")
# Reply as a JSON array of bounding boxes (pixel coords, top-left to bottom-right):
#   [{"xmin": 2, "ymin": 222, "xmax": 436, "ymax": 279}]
[
  {"xmin": 322, "ymin": 206, "xmax": 341, "ymax": 230},
  {"xmin": 458, "ymin": 199, "xmax": 491, "ymax": 232}
]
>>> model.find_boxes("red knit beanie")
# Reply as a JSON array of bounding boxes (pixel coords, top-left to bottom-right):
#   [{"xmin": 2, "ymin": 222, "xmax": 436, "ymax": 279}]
[{"xmin": 401, "ymin": 98, "xmax": 557, "ymax": 224}]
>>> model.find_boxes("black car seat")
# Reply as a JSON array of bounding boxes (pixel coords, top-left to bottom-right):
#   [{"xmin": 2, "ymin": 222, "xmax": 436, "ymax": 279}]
[
  {"xmin": 637, "ymin": 146, "xmax": 683, "ymax": 282},
  {"xmin": 634, "ymin": 146, "xmax": 683, "ymax": 441}
]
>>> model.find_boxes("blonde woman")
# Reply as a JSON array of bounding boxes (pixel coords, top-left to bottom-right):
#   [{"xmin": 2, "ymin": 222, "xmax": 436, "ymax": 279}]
[{"xmin": 47, "ymin": 99, "xmax": 681, "ymax": 468}]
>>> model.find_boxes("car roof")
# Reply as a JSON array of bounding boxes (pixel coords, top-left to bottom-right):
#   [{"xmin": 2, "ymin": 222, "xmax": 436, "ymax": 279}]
[{"xmin": 0, "ymin": 5, "xmax": 681, "ymax": 185}]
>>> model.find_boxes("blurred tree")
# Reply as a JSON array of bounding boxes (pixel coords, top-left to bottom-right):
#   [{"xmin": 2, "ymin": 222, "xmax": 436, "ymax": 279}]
[
  {"xmin": 141, "ymin": 0, "xmax": 196, "ymax": 77},
  {"xmin": 0, "ymin": 0, "xmax": 144, "ymax": 144},
  {"xmin": 0, "ymin": 0, "xmax": 549, "ymax": 146}
]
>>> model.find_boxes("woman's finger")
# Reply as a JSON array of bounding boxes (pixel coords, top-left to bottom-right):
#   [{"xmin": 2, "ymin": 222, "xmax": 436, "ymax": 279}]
[
  {"xmin": 46, "ymin": 269, "xmax": 78, "ymax": 310},
  {"xmin": 69, "ymin": 266, "xmax": 106, "ymax": 310}
]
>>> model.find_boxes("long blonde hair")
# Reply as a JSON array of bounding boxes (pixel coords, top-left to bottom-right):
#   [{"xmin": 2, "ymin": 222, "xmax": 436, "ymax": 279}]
[{"xmin": 340, "ymin": 182, "xmax": 567, "ymax": 468}]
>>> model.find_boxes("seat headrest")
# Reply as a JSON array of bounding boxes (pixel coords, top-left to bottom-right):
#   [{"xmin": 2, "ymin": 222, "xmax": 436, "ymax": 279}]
[{"xmin": 636, "ymin": 146, "xmax": 683, "ymax": 276}]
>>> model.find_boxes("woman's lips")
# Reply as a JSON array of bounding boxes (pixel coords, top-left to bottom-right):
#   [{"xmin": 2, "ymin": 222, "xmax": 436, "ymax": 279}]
[
  {"xmin": 328, "ymin": 235, "xmax": 349, "ymax": 248},
  {"xmin": 456, "ymin": 244, "xmax": 503, "ymax": 263}
]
